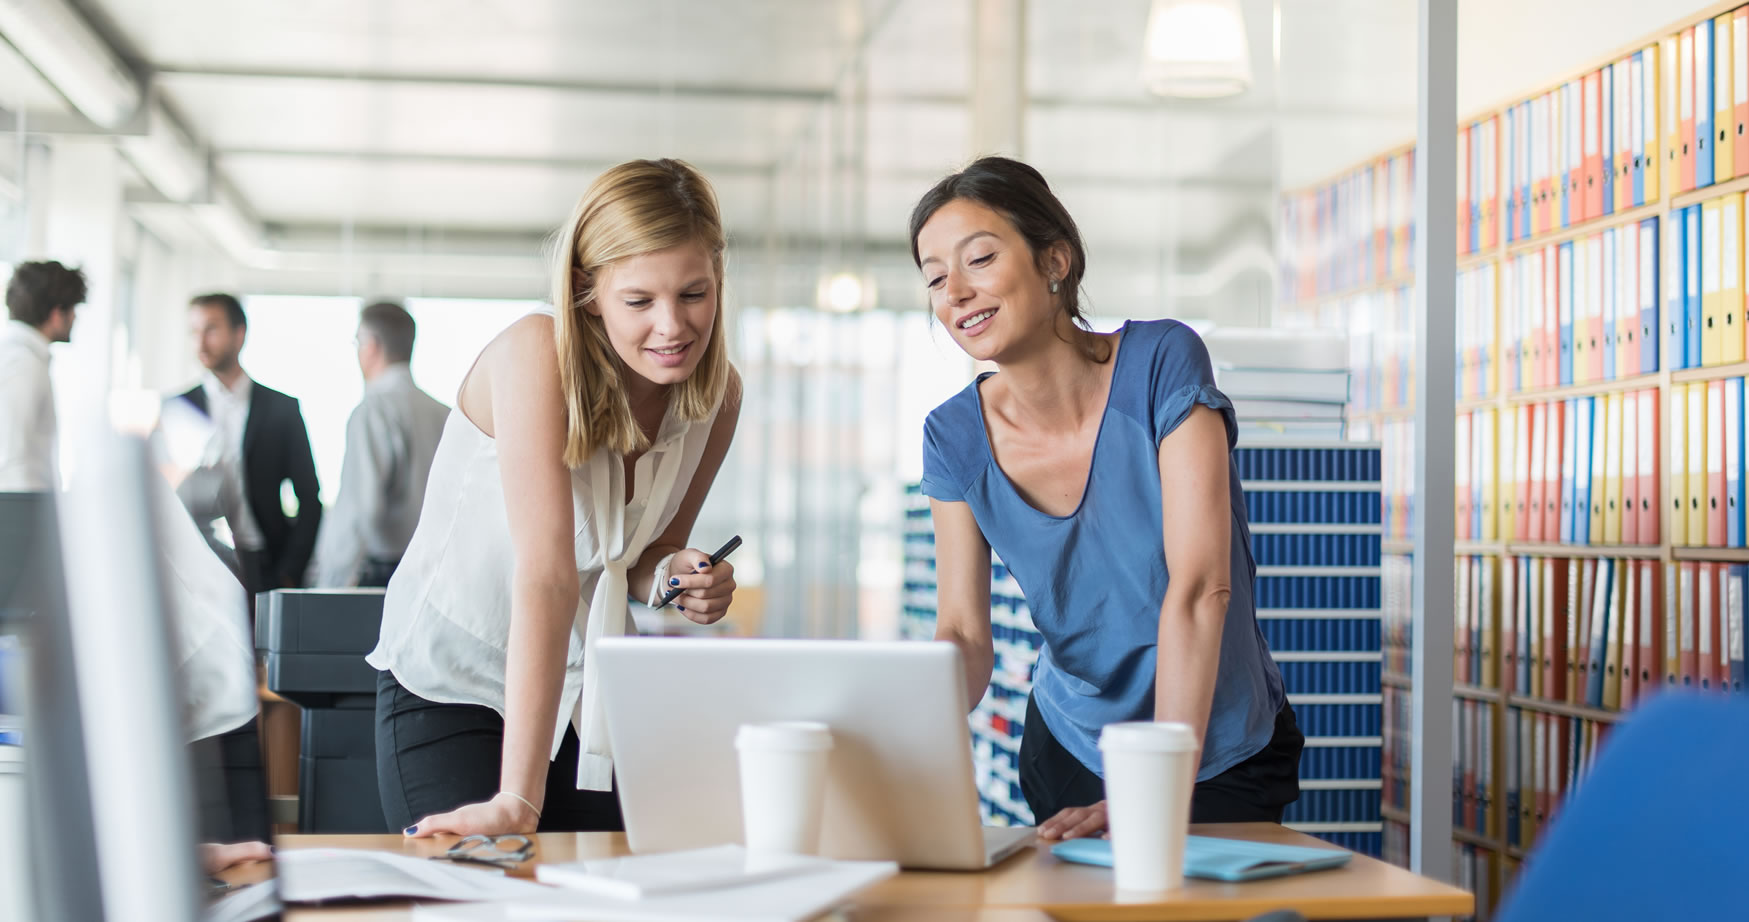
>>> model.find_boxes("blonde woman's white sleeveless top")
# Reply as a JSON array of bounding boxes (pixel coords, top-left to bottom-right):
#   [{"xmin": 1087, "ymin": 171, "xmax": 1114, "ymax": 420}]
[{"xmin": 366, "ymin": 330, "xmax": 719, "ymax": 791}]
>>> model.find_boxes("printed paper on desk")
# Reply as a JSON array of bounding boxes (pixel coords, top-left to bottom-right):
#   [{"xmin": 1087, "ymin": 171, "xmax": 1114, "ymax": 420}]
[
  {"xmin": 275, "ymin": 849, "xmax": 558, "ymax": 904},
  {"xmin": 411, "ymin": 857, "xmax": 898, "ymax": 922},
  {"xmin": 535, "ymin": 844, "xmax": 829, "ymax": 900}
]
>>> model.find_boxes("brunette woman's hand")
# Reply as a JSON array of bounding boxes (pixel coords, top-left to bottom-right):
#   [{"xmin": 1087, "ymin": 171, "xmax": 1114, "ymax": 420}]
[{"xmin": 1037, "ymin": 801, "xmax": 1109, "ymax": 840}]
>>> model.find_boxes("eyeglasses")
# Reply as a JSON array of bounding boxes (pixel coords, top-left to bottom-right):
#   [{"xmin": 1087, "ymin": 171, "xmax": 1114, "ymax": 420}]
[{"xmin": 434, "ymin": 834, "xmax": 534, "ymax": 869}]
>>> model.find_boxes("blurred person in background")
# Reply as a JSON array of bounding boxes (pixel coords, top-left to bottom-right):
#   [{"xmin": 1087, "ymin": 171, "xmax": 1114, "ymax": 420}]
[
  {"xmin": 307, "ymin": 301, "xmax": 449, "ymax": 587},
  {"xmin": 372, "ymin": 159, "xmax": 741, "ymax": 838},
  {"xmin": 171, "ymin": 293, "xmax": 322, "ymax": 596},
  {"xmin": 149, "ymin": 464, "xmax": 270, "ymax": 844},
  {"xmin": 912, "ymin": 157, "xmax": 1301, "ymax": 842},
  {"xmin": 0, "ymin": 261, "xmax": 85, "ymax": 491}
]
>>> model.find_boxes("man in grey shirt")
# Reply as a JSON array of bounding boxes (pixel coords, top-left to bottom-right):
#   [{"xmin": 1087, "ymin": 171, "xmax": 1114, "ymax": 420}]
[{"xmin": 308, "ymin": 302, "xmax": 450, "ymax": 587}]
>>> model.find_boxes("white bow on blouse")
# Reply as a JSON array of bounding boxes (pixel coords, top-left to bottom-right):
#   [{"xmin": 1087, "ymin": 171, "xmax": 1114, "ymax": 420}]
[{"xmin": 571, "ymin": 423, "xmax": 687, "ymax": 791}]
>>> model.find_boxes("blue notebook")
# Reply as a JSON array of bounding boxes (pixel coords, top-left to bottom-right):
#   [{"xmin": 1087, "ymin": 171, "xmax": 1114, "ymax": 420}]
[{"xmin": 1050, "ymin": 836, "xmax": 1352, "ymax": 882}]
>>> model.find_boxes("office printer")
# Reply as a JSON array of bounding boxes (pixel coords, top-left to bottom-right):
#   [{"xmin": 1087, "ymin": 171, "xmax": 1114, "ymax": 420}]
[{"xmin": 257, "ymin": 589, "xmax": 386, "ymax": 833}]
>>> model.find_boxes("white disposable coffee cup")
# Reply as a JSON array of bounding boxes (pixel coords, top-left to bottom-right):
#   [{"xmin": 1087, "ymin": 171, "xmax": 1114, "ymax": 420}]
[
  {"xmin": 735, "ymin": 721, "xmax": 833, "ymax": 855},
  {"xmin": 1098, "ymin": 721, "xmax": 1199, "ymax": 892}
]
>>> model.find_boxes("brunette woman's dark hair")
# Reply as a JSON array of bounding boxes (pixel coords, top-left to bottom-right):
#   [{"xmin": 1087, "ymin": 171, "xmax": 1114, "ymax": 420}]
[{"xmin": 909, "ymin": 156, "xmax": 1106, "ymax": 361}]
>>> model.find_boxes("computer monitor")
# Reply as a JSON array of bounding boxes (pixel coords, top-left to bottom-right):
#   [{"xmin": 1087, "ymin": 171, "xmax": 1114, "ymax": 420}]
[
  {"xmin": 596, "ymin": 637, "xmax": 1034, "ymax": 870},
  {"xmin": 10, "ymin": 427, "xmax": 282, "ymax": 921},
  {"xmin": 2, "ymin": 490, "xmax": 102, "ymax": 922}
]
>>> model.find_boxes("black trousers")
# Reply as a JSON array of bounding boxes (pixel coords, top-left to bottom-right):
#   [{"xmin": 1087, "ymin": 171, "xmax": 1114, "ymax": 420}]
[
  {"xmin": 235, "ymin": 548, "xmax": 272, "ymax": 595},
  {"xmin": 187, "ymin": 717, "xmax": 271, "ymax": 843},
  {"xmin": 355, "ymin": 557, "xmax": 400, "ymax": 588},
  {"xmin": 1019, "ymin": 694, "xmax": 1305, "ymax": 825},
  {"xmin": 374, "ymin": 670, "xmax": 624, "ymax": 833}
]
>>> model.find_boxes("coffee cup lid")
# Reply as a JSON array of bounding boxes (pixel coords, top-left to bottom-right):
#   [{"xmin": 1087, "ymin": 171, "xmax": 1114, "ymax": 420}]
[
  {"xmin": 735, "ymin": 721, "xmax": 834, "ymax": 751},
  {"xmin": 1098, "ymin": 721, "xmax": 1198, "ymax": 753}
]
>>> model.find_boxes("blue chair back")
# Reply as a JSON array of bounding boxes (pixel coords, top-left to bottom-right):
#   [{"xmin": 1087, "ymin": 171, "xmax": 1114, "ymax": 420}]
[{"xmin": 1495, "ymin": 692, "xmax": 1749, "ymax": 921}]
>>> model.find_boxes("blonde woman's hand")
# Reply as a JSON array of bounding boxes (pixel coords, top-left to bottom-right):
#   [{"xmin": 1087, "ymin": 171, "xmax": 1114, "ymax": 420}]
[
  {"xmin": 664, "ymin": 547, "xmax": 736, "ymax": 624},
  {"xmin": 404, "ymin": 792, "xmax": 540, "ymax": 838}
]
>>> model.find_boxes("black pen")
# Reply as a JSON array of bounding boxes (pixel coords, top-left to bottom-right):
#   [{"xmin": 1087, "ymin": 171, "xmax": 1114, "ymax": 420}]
[{"xmin": 655, "ymin": 535, "xmax": 742, "ymax": 610}]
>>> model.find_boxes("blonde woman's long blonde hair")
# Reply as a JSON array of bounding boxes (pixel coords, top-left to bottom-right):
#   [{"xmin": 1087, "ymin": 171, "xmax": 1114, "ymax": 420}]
[{"xmin": 549, "ymin": 158, "xmax": 731, "ymax": 467}]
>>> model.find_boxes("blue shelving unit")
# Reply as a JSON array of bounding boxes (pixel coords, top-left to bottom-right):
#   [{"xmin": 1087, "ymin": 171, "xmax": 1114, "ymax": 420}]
[
  {"xmin": 901, "ymin": 440, "xmax": 1384, "ymax": 851},
  {"xmin": 1241, "ymin": 441, "xmax": 1385, "ymax": 856}
]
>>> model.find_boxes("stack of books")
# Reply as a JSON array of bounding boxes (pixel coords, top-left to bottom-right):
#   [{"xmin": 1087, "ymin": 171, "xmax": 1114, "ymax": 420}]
[{"xmin": 1204, "ymin": 327, "xmax": 1351, "ymax": 441}]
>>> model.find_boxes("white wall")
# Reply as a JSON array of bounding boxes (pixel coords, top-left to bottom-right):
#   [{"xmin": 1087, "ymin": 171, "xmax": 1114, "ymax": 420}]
[
  {"xmin": 1280, "ymin": 0, "xmax": 1722, "ymax": 189},
  {"xmin": 1458, "ymin": 0, "xmax": 1721, "ymax": 117}
]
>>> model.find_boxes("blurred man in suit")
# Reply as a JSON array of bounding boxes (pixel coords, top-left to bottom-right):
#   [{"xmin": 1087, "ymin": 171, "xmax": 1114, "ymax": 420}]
[
  {"xmin": 308, "ymin": 301, "xmax": 449, "ymax": 587},
  {"xmin": 0, "ymin": 261, "xmax": 84, "ymax": 490},
  {"xmin": 173, "ymin": 293, "xmax": 321, "ymax": 595}
]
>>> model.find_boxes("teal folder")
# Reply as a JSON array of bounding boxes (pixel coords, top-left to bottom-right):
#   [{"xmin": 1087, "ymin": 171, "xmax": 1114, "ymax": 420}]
[{"xmin": 1050, "ymin": 835, "xmax": 1353, "ymax": 882}]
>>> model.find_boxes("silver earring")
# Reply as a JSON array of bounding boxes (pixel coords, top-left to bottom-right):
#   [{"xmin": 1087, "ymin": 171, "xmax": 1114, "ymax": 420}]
[{"xmin": 1049, "ymin": 279, "xmax": 1061, "ymax": 294}]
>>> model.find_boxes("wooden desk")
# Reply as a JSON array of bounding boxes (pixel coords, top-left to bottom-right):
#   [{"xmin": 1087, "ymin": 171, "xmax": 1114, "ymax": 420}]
[{"xmin": 268, "ymin": 823, "xmax": 1471, "ymax": 921}]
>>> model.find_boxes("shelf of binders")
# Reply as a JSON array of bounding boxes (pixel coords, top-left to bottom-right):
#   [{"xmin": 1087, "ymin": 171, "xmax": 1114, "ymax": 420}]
[
  {"xmin": 1671, "ymin": 360, "xmax": 1749, "ymax": 383},
  {"xmin": 1455, "ymin": 683, "xmax": 1503, "ymax": 703},
  {"xmin": 1673, "ymin": 172, "xmax": 1749, "ymax": 210},
  {"xmin": 1456, "ymin": 541, "xmax": 1666, "ymax": 559},
  {"xmin": 1302, "ymin": 275, "xmax": 1417, "ymax": 308},
  {"xmin": 1457, "ymin": 252, "xmax": 1497, "ymax": 272},
  {"xmin": 1506, "ymin": 694, "xmax": 1624, "ymax": 724},
  {"xmin": 1502, "ymin": 201, "xmax": 1664, "ymax": 257},
  {"xmin": 1672, "ymin": 546, "xmax": 1749, "ymax": 560},
  {"xmin": 1498, "ymin": 372, "xmax": 1664, "ymax": 404},
  {"xmin": 1453, "ymin": 827, "xmax": 1505, "ymax": 853},
  {"xmin": 1284, "ymin": 5, "xmax": 1749, "ymax": 910}
]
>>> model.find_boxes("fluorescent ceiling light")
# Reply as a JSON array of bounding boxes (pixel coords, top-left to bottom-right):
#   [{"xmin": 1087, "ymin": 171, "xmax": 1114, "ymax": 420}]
[
  {"xmin": 0, "ymin": 0, "xmax": 141, "ymax": 127},
  {"xmin": 818, "ymin": 271, "xmax": 874, "ymax": 313},
  {"xmin": 1141, "ymin": 0, "xmax": 1253, "ymax": 99}
]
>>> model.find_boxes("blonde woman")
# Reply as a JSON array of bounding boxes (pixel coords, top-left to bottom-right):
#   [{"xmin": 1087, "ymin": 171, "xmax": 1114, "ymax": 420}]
[{"xmin": 369, "ymin": 159, "xmax": 742, "ymax": 837}]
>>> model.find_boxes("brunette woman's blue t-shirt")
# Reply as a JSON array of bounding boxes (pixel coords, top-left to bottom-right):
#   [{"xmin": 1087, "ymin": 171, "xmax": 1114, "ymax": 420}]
[{"xmin": 920, "ymin": 319, "xmax": 1284, "ymax": 782}]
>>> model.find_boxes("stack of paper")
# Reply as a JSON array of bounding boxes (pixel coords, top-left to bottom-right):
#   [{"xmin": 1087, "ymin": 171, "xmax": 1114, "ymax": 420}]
[
  {"xmin": 413, "ymin": 846, "xmax": 897, "ymax": 922},
  {"xmin": 1204, "ymin": 326, "xmax": 1352, "ymax": 441},
  {"xmin": 535, "ymin": 844, "xmax": 830, "ymax": 898}
]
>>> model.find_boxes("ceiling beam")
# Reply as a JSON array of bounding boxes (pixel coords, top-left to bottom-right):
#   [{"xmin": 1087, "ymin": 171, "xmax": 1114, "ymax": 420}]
[
  {"xmin": 1026, "ymin": 96, "xmax": 1417, "ymax": 120},
  {"xmin": 0, "ymin": 105, "xmax": 147, "ymax": 136},
  {"xmin": 150, "ymin": 65, "xmax": 1412, "ymax": 121},
  {"xmin": 213, "ymin": 146, "xmax": 776, "ymax": 176},
  {"xmin": 152, "ymin": 65, "xmax": 835, "ymax": 103},
  {"xmin": 209, "ymin": 145, "xmax": 1273, "ymax": 192}
]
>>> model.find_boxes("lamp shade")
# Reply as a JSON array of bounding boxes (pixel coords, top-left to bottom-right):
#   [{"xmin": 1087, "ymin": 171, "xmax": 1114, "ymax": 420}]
[{"xmin": 1141, "ymin": 0, "xmax": 1253, "ymax": 99}]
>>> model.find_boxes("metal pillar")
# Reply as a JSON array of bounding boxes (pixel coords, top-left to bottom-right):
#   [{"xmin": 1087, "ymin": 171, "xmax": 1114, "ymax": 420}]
[{"xmin": 1410, "ymin": 0, "xmax": 1457, "ymax": 883}]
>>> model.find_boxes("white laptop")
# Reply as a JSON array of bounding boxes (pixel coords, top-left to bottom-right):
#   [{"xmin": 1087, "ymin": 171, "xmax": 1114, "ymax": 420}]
[{"xmin": 595, "ymin": 637, "xmax": 1035, "ymax": 870}]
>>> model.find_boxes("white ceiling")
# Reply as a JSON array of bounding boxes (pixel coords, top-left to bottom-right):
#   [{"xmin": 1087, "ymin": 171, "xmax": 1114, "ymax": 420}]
[
  {"xmin": 78, "ymin": 0, "xmax": 1284, "ymax": 241},
  {"xmin": 0, "ymin": 37, "xmax": 69, "ymax": 113},
  {"xmin": 0, "ymin": 0, "xmax": 1725, "ymax": 308}
]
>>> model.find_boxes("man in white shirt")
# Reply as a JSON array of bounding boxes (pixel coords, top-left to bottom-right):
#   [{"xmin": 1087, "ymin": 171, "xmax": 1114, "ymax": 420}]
[
  {"xmin": 0, "ymin": 261, "xmax": 85, "ymax": 491},
  {"xmin": 309, "ymin": 301, "xmax": 450, "ymax": 587},
  {"xmin": 172, "ymin": 294, "xmax": 321, "ymax": 596}
]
